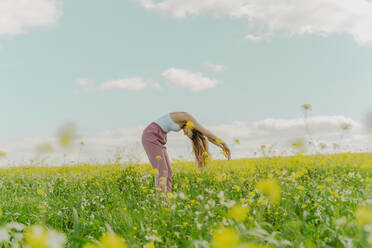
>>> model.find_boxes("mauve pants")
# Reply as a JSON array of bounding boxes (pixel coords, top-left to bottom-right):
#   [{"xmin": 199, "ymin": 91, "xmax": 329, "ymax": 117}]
[{"xmin": 141, "ymin": 122, "xmax": 173, "ymax": 195}]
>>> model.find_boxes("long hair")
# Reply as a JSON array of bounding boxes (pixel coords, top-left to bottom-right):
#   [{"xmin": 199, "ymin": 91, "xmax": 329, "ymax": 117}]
[{"xmin": 191, "ymin": 129, "xmax": 209, "ymax": 168}]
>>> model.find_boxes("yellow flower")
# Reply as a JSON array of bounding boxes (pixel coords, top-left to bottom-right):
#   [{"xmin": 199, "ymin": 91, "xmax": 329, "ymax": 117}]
[
  {"xmin": 301, "ymin": 104, "xmax": 312, "ymax": 110},
  {"xmin": 235, "ymin": 138, "xmax": 240, "ymax": 144},
  {"xmin": 239, "ymin": 242, "xmax": 261, "ymax": 248},
  {"xmin": 37, "ymin": 189, "xmax": 44, "ymax": 195},
  {"xmin": 36, "ymin": 143, "xmax": 53, "ymax": 153},
  {"xmin": 155, "ymin": 155, "xmax": 161, "ymax": 160},
  {"xmin": 57, "ymin": 123, "xmax": 78, "ymax": 148},
  {"xmin": 150, "ymin": 168, "xmax": 159, "ymax": 175},
  {"xmin": 0, "ymin": 151, "xmax": 7, "ymax": 157},
  {"xmin": 228, "ymin": 204, "xmax": 249, "ymax": 221},
  {"xmin": 99, "ymin": 233, "xmax": 127, "ymax": 248},
  {"xmin": 216, "ymin": 138, "xmax": 222, "ymax": 145},
  {"xmin": 355, "ymin": 207, "xmax": 372, "ymax": 227},
  {"xmin": 202, "ymin": 151, "xmax": 209, "ymax": 157},
  {"xmin": 24, "ymin": 226, "xmax": 49, "ymax": 248},
  {"xmin": 144, "ymin": 241, "xmax": 155, "ymax": 248},
  {"xmin": 233, "ymin": 185, "xmax": 241, "ymax": 191},
  {"xmin": 297, "ymin": 185, "xmax": 304, "ymax": 190},
  {"xmin": 186, "ymin": 121, "xmax": 194, "ymax": 128},
  {"xmin": 316, "ymin": 185, "xmax": 324, "ymax": 190},
  {"xmin": 325, "ymin": 177, "xmax": 332, "ymax": 183},
  {"xmin": 211, "ymin": 227, "xmax": 240, "ymax": 248},
  {"xmin": 256, "ymin": 178, "xmax": 281, "ymax": 204},
  {"xmin": 83, "ymin": 244, "xmax": 99, "ymax": 248}
]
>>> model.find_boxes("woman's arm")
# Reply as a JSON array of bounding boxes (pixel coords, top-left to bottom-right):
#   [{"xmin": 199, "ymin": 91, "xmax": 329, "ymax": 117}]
[{"xmin": 181, "ymin": 112, "xmax": 231, "ymax": 159}]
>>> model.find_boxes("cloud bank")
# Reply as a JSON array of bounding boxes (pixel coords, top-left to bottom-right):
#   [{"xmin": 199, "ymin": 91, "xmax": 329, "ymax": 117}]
[{"xmin": 1, "ymin": 115, "xmax": 371, "ymax": 167}]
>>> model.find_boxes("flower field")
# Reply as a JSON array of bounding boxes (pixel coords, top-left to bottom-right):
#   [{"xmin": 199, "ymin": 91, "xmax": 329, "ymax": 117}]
[{"xmin": 0, "ymin": 153, "xmax": 371, "ymax": 247}]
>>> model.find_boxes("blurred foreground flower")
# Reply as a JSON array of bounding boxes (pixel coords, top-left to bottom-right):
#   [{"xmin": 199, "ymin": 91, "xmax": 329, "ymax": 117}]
[
  {"xmin": 57, "ymin": 123, "xmax": 79, "ymax": 148},
  {"xmin": 229, "ymin": 204, "xmax": 249, "ymax": 222},
  {"xmin": 256, "ymin": 178, "xmax": 281, "ymax": 204},
  {"xmin": 291, "ymin": 138, "xmax": 307, "ymax": 154},
  {"xmin": 144, "ymin": 241, "xmax": 155, "ymax": 248},
  {"xmin": 24, "ymin": 225, "xmax": 66, "ymax": 248},
  {"xmin": 355, "ymin": 207, "xmax": 372, "ymax": 228},
  {"xmin": 211, "ymin": 227, "xmax": 240, "ymax": 248},
  {"xmin": 0, "ymin": 151, "xmax": 7, "ymax": 157},
  {"xmin": 99, "ymin": 233, "xmax": 127, "ymax": 248},
  {"xmin": 36, "ymin": 143, "xmax": 54, "ymax": 153}
]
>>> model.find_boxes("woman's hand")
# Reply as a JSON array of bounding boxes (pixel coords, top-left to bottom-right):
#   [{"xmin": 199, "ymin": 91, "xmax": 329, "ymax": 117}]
[{"xmin": 221, "ymin": 142, "xmax": 231, "ymax": 160}]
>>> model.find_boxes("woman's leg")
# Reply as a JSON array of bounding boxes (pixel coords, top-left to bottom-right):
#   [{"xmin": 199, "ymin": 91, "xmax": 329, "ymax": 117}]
[
  {"xmin": 162, "ymin": 147, "xmax": 173, "ymax": 193},
  {"xmin": 142, "ymin": 139, "xmax": 169, "ymax": 197}
]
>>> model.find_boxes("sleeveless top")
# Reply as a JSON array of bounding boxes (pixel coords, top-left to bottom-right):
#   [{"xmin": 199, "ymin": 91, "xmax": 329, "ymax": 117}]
[{"xmin": 154, "ymin": 113, "xmax": 182, "ymax": 133}]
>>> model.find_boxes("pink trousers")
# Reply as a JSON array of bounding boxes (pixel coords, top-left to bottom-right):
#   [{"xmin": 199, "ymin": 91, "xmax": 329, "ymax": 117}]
[{"xmin": 141, "ymin": 122, "xmax": 173, "ymax": 195}]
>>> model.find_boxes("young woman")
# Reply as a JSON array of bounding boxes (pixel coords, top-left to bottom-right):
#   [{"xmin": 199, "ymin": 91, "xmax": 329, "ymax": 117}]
[{"xmin": 141, "ymin": 112, "xmax": 231, "ymax": 198}]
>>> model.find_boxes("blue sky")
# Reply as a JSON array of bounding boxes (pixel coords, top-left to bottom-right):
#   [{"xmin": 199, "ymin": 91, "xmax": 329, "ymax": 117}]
[{"xmin": 1, "ymin": 0, "xmax": 372, "ymax": 164}]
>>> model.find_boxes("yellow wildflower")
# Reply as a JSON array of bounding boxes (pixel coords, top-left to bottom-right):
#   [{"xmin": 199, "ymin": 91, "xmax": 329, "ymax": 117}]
[
  {"xmin": 83, "ymin": 244, "xmax": 99, "ymax": 248},
  {"xmin": 144, "ymin": 241, "xmax": 155, "ymax": 248},
  {"xmin": 256, "ymin": 178, "xmax": 281, "ymax": 204},
  {"xmin": 211, "ymin": 227, "xmax": 240, "ymax": 248},
  {"xmin": 233, "ymin": 185, "xmax": 241, "ymax": 191},
  {"xmin": 355, "ymin": 207, "xmax": 372, "ymax": 227},
  {"xmin": 99, "ymin": 233, "xmax": 127, "ymax": 248},
  {"xmin": 316, "ymin": 185, "xmax": 324, "ymax": 190},
  {"xmin": 297, "ymin": 185, "xmax": 304, "ymax": 190},
  {"xmin": 186, "ymin": 121, "xmax": 194, "ymax": 128},
  {"xmin": 228, "ymin": 204, "xmax": 249, "ymax": 221},
  {"xmin": 24, "ymin": 226, "xmax": 49, "ymax": 248}
]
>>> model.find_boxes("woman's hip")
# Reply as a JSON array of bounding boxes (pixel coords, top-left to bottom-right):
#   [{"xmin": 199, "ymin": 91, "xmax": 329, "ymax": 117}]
[{"xmin": 142, "ymin": 122, "xmax": 167, "ymax": 145}]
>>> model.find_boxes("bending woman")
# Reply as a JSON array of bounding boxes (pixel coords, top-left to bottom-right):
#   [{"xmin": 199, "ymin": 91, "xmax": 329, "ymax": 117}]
[{"xmin": 141, "ymin": 111, "xmax": 231, "ymax": 198}]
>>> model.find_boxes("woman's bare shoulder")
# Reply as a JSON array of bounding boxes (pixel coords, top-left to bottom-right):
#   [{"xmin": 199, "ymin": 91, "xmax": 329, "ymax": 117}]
[{"xmin": 170, "ymin": 111, "xmax": 192, "ymax": 123}]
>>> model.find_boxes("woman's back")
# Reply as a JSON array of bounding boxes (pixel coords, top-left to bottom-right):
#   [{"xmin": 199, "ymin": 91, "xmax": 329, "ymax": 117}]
[{"xmin": 154, "ymin": 113, "xmax": 182, "ymax": 133}]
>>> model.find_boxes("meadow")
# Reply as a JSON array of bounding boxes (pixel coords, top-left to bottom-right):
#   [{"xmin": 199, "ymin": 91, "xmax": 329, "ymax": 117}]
[{"xmin": 0, "ymin": 153, "xmax": 371, "ymax": 248}]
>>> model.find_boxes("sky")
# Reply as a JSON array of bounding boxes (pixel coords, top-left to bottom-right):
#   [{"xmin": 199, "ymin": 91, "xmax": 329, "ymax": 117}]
[{"xmin": 1, "ymin": 0, "xmax": 372, "ymax": 166}]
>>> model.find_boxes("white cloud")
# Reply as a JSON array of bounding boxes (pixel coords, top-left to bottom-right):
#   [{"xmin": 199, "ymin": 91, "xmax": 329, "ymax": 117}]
[
  {"xmin": 75, "ymin": 78, "xmax": 94, "ymax": 92},
  {"xmin": 162, "ymin": 67, "xmax": 219, "ymax": 91},
  {"xmin": 203, "ymin": 62, "xmax": 226, "ymax": 72},
  {"xmin": 245, "ymin": 33, "xmax": 271, "ymax": 42},
  {"xmin": 138, "ymin": 0, "xmax": 372, "ymax": 46},
  {"xmin": 1, "ymin": 115, "xmax": 371, "ymax": 167},
  {"xmin": 0, "ymin": 0, "xmax": 62, "ymax": 37},
  {"xmin": 74, "ymin": 77, "xmax": 161, "ymax": 92},
  {"xmin": 148, "ymin": 80, "xmax": 161, "ymax": 89},
  {"xmin": 99, "ymin": 77, "xmax": 149, "ymax": 91}
]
